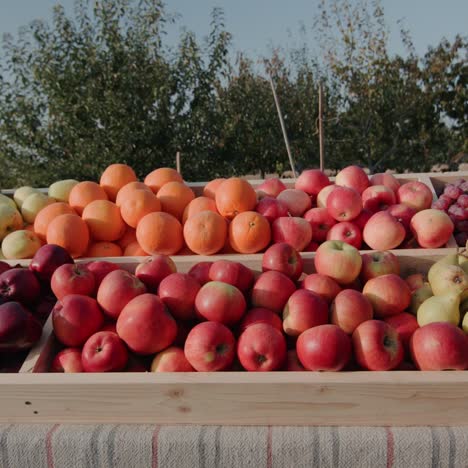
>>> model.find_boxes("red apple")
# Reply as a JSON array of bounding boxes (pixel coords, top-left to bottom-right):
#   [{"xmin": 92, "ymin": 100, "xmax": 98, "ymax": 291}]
[
  {"xmin": 237, "ymin": 323, "xmax": 286, "ymax": 371},
  {"xmin": 284, "ymin": 349, "xmax": 305, "ymax": 371},
  {"xmin": 208, "ymin": 260, "xmax": 254, "ymax": 292},
  {"xmin": 238, "ymin": 308, "xmax": 283, "ymax": 333},
  {"xmin": 360, "ymin": 251, "xmax": 400, "ymax": 282},
  {"xmin": 150, "ymin": 346, "xmax": 194, "ymax": 372},
  {"xmin": 352, "ymin": 209, "xmax": 373, "ymax": 231},
  {"xmin": 261, "ymin": 242, "xmax": 303, "ymax": 280},
  {"xmin": 363, "ymin": 274, "xmax": 411, "ymax": 318},
  {"xmin": 369, "ymin": 173, "xmax": 400, "ymax": 193},
  {"xmin": 29, "ymin": 244, "xmax": 74, "ymax": 282},
  {"xmin": 81, "ymin": 331, "xmax": 128, "ymax": 372},
  {"xmin": 52, "ymin": 294, "xmax": 104, "ymax": 347},
  {"xmin": 134, "ymin": 254, "xmax": 177, "ymax": 291},
  {"xmin": 397, "ymin": 181, "xmax": 433, "ymax": 212},
  {"xmin": 195, "ymin": 281, "xmax": 246, "ymax": 326},
  {"xmin": 352, "ymin": 320, "xmax": 404, "ymax": 371},
  {"xmin": 314, "ymin": 240, "xmax": 362, "ymax": 285},
  {"xmin": 383, "ymin": 312, "xmax": 419, "ymax": 352},
  {"xmin": 330, "ymin": 289, "xmax": 373, "ymax": 334},
  {"xmin": 85, "ymin": 260, "xmax": 120, "ymax": 288},
  {"xmin": 301, "ymin": 273, "xmax": 341, "ymax": 304},
  {"xmin": 97, "ymin": 269, "xmax": 147, "ymax": 319},
  {"xmin": 277, "ymin": 189, "xmax": 312, "ymax": 216},
  {"xmin": 0, "ymin": 268, "xmax": 40, "ymax": 305},
  {"xmin": 303, "ymin": 241, "xmax": 319, "ymax": 252},
  {"xmin": 405, "ymin": 273, "xmax": 425, "ymax": 292},
  {"xmin": 0, "ymin": 262, "xmax": 10, "ymax": 275},
  {"xmin": 272, "ymin": 217, "xmax": 312, "ymax": 252},
  {"xmin": 316, "ymin": 184, "xmax": 336, "ymax": 208},
  {"xmin": 184, "ymin": 321, "xmax": 236, "ymax": 371},
  {"xmin": 255, "ymin": 197, "xmax": 289, "ymax": 223},
  {"xmin": 283, "ymin": 289, "xmax": 328, "ymax": 336},
  {"xmin": 33, "ymin": 296, "xmax": 56, "ymax": 324},
  {"xmin": 251, "ymin": 271, "xmax": 297, "ymax": 314},
  {"xmin": 51, "ymin": 263, "xmax": 95, "ymax": 300},
  {"xmin": 304, "ymin": 208, "xmax": 336, "ymax": 242},
  {"xmin": 256, "ymin": 178, "xmax": 287, "ymax": 198},
  {"xmin": 335, "ymin": 165, "xmax": 370, "ymax": 194},
  {"xmin": 363, "ymin": 211, "xmax": 405, "ymax": 250},
  {"xmin": 0, "ymin": 301, "xmax": 42, "ymax": 351},
  {"xmin": 50, "ymin": 347, "xmax": 84, "ymax": 373},
  {"xmin": 187, "ymin": 261, "xmax": 213, "ymax": 286},
  {"xmin": 158, "ymin": 273, "xmax": 201, "ymax": 321},
  {"xmin": 410, "ymin": 209, "xmax": 454, "ymax": 248},
  {"xmin": 361, "ymin": 185, "xmax": 396, "ymax": 213},
  {"xmin": 326, "ymin": 221, "xmax": 362, "ymax": 249},
  {"xmin": 297, "ymin": 324, "xmax": 352, "ymax": 371},
  {"xmin": 326, "ymin": 186, "xmax": 362, "ymax": 222},
  {"xmin": 116, "ymin": 293, "xmax": 177, "ymax": 354},
  {"xmin": 386, "ymin": 204, "xmax": 417, "ymax": 234},
  {"xmin": 410, "ymin": 322, "xmax": 468, "ymax": 370},
  {"xmin": 295, "ymin": 169, "xmax": 330, "ymax": 196}
]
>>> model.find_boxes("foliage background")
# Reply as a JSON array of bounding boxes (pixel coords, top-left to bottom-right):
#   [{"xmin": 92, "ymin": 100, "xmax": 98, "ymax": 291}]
[{"xmin": 0, "ymin": 0, "xmax": 466, "ymax": 187}]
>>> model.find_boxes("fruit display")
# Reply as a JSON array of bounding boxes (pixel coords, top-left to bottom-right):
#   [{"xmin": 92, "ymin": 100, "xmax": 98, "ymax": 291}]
[
  {"xmin": 27, "ymin": 242, "xmax": 467, "ymax": 374},
  {"xmin": 0, "ymin": 165, "xmax": 459, "ymax": 260},
  {"xmin": 432, "ymin": 177, "xmax": 468, "ymax": 246}
]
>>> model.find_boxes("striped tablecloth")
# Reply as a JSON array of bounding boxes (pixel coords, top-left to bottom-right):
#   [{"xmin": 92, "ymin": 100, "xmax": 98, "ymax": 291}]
[{"xmin": 1, "ymin": 424, "xmax": 467, "ymax": 467}]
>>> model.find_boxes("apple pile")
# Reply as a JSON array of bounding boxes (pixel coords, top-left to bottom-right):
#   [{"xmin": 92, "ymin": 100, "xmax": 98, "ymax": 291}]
[
  {"xmin": 49, "ymin": 241, "xmax": 468, "ymax": 373},
  {"xmin": 432, "ymin": 178, "xmax": 468, "ymax": 246}
]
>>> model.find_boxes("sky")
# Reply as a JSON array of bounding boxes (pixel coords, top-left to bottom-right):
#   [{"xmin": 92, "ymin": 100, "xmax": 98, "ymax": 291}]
[{"xmin": 0, "ymin": 0, "xmax": 467, "ymax": 59}]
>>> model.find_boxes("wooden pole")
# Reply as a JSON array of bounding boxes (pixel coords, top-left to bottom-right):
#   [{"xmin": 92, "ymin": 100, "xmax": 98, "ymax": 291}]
[
  {"xmin": 318, "ymin": 82, "xmax": 325, "ymax": 172},
  {"xmin": 269, "ymin": 75, "xmax": 297, "ymax": 179},
  {"xmin": 176, "ymin": 151, "xmax": 181, "ymax": 175}
]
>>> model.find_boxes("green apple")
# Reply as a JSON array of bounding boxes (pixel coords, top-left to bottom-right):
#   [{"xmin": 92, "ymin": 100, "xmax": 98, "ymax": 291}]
[
  {"xmin": 1, "ymin": 229, "xmax": 42, "ymax": 259},
  {"xmin": 417, "ymin": 292, "xmax": 460, "ymax": 327},
  {"xmin": 0, "ymin": 204, "xmax": 23, "ymax": 241},
  {"xmin": 21, "ymin": 192, "xmax": 54, "ymax": 224},
  {"xmin": 13, "ymin": 186, "xmax": 39, "ymax": 209},
  {"xmin": 49, "ymin": 179, "xmax": 79, "ymax": 202},
  {"xmin": 0, "ymin": 194, "xmax": 17, "ymax": 210}
]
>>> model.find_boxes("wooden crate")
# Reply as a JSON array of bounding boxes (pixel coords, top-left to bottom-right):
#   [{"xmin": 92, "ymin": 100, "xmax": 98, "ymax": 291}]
[{"xmin": 4, "ymin": 248, "xmax": 468, "ymax": 427}]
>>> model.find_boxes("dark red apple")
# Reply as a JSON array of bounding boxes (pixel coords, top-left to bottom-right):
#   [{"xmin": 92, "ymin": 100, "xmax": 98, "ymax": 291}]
[
  {"xmin": 0, "ymin": 268, "xmax": 41, "ymax": 305},
  {"xmin": 0, "ymin": 262, "xmax": 10, "ymax": 275},
  {"xmin": 29, "ymin": 244, "xmax": 74, "ymax": 282},
  {"xmin": 237, "ymin": 323, "xmax": 286, "ymax": 371},
  {"xmin": 184, "ymin": 321, "xmax": 236, "ymax": 371},
  {"xmin": 52, "ymin": 294, "xmax": 104, "ymax": 347},
  {"xmin": 262, "ymin": 242, "xmax": 303, "ymax": 280},
  {"xmin": 51, "ymin": 263, "xmax": 95, "ymax": 300},
  {"xmin": 304, "ymin": 207, "xmax": 336, "ymax": 242},
  {"xmin": 251, "ymin": 271, "xmax": 297, "ymax": 314},
  {"xmin": 208, "ymin": 260, "xmax": 254, "ymax": 292},
  {"xmin": 81, "ymin": 331, "xmax": 128, "ymax": 372},
  {"xmin": 297, "ymin": 324, "xmax": 352, "ymax": 371},
  {"xmin": 255, "ymin": 197, "xmax": 289, "ymax": 223},
  {"xmin": 187, "ymin": 261, "xmax": 213, "ymax": 286}
]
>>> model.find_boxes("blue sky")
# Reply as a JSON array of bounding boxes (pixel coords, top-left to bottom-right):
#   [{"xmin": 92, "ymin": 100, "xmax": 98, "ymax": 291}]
[{"xmin": 0, "ymin": 0, "xmax": 467, "ymax": 58}]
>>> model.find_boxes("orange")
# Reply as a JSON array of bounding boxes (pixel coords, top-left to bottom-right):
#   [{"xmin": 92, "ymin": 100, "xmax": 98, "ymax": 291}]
[
  {"xmin": 117, "ymin": 226, "xmax": 137, "ymax": 249},
  {"xmin": 136, "ymin": 211, "xmax": 183, "ymax": 255},
  {"xmin": 228, "ymin": 211, "xmax": 271, "ymax": 254},
  {"xmin": 215, "ymin": 178, "xmax": 257, "ymax": 219},
  {"xmin": 203, "ymin": 178, "xmax": 226, "ymax": 199},
  {"xmin": 156, "ymin": 181, "xmax": 195, "ymax": 220},
  {"xmin": 123, "ymin": 241, "xmax": 147, "ymax": 256},
  {"xmin": 85, "ymin": 241, "xmax": 122, "ymax": 258},
  {"xmin": 34, "ymin": 202, "xmax": 76, "ymax": 240},
  {"xmin": 115, "ymin": 181, "xmax": 152, "ymax": 207},
  {"xmin": 69, "ymin": 181, "xmax": 108, "ymax": 215},
  {"xmin": 183, "ymin": 210, "xmax": 227, "ymax": 255},
  {"xmin": 82, "ymin": 200, "xmax": 126, "ymax": 242},
  {"xmin": 182, "ymin": 196, "xmax": 218, "ymax": 224},
  {"xmin": 100, "ymin": 163, "xmax": 137, "ymax": 201},
  {"xmin": 144, "ymin": 167, "xmax": 183, "ymax": 194},
  {"xmin": 46, "ymin": 214, "xmax": 90, "ymax": 258},
  {"xmin": 120, "ymin": 190, "xmax": 161, "ymax": 228}
]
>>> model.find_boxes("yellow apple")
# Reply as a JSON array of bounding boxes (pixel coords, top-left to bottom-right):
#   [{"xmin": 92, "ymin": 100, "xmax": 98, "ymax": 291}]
[
  {"xmin": 13, "ymin": 186, "xmax": 40, "ymax": 209},
  {"xmin": 21, "ymin": 192, "xmax": 54, "ymax": 224},
  {"xmin": 1, "ymin": 229, "xmax": 42, "ymax": 259},
  {"xmin": 49, "ymin": 179, "xmax": 79, "ymax": 202},
  {"xmin": 0, "ymin": 204, "xmax": 23, "ymax": 241},
  {"xmin": 0, "ymin": 194, "xmax": 17, "ymax": 210}
]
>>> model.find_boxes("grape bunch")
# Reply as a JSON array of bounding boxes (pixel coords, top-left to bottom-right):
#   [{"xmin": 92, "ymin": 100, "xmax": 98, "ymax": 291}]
[{"xmin": 432, "ymin": 179, "xmax": 468, "ymax": 246}]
